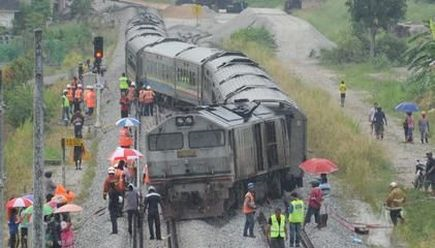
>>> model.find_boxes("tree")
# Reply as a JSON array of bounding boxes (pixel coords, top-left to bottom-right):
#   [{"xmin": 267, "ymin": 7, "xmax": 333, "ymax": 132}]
[
  {"xmin": 346, "ymin": 0, "xmax": 407, "ymax": 57},
  {"xmin": 70, "ymin": 0, "xmax": 93, "ymax": 20}
]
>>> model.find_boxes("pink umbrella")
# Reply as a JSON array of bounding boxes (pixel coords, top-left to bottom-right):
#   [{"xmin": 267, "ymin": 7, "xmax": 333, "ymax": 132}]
[
  {"xmin": 108, "ymin": 147, "xmax": 143, "ymax": 162},
  {"xmin": 54, "ymin": 203, "xmax": 83, "ymax": 214},
  {"xmin": 6, "ymin": 197, "xmax": 33, "ymax": 209}
]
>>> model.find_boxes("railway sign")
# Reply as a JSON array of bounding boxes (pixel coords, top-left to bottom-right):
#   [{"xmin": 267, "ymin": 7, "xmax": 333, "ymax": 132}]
[{"xmin": 61, "ymin": 138, "xmax": 83, "ymax": 147}]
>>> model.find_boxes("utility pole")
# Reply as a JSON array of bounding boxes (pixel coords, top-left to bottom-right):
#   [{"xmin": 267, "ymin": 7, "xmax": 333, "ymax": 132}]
[
  {"xmin": 32, "ymin": 28, "xmax": 45, "ymax": 248},
  {"xmin": 0, "ymin": 70, "xmax": 5, "ymax": 248}
]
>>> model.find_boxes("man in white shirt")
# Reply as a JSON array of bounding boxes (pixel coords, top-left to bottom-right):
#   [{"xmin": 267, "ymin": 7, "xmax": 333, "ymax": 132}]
[{"xmin": 368, "ymin": 102, "xmax": 378, "ymax": 135}]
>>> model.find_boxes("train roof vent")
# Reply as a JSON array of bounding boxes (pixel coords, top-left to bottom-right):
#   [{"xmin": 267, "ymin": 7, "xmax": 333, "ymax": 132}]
[{"xmin": 229, "ymin": 101, "xmax": 261, "ymax": 122}]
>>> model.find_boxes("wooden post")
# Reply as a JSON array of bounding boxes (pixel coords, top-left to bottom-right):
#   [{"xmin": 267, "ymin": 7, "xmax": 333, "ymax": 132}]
[{"xmin": 32, "ymin": 28, "xmax": 45, "ymax": 248}]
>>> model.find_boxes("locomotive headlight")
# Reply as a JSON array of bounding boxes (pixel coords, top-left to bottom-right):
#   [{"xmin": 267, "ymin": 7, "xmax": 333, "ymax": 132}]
[
  {"xmin": 176, "ymin": 117, "xmax": 185, "ymax": 126},
  {"xmin": 175, "ymin": 116, "xmax": 194, "ymax": 126},
  {"xmin": 185, "ymin": 116, "xmax": 194, "ymax": 125}
]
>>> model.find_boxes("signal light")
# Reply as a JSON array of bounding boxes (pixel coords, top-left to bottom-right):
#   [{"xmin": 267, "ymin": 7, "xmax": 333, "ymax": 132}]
[{"xmin": 93, "ymin": 36, "xmax": 104, "ymax": 66}]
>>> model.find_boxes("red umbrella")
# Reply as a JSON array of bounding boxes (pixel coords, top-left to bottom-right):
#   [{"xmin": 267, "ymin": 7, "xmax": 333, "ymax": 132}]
[
  {"xmin": 299, "ymin": 158, "xmax": 338, "ymax": 175},
  {"xmin": 6, "ymin": 197, "xmax": 33, "ymax": 209},
  {"xmin": 108, "ymin": 147, "xmax": 143, "ymax": 162}
]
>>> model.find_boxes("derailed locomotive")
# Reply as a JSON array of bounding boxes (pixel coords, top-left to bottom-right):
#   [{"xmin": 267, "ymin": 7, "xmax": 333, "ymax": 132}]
[{"xmin": 125, "ymin": 9, "xmax": 306, "ymax": 219}]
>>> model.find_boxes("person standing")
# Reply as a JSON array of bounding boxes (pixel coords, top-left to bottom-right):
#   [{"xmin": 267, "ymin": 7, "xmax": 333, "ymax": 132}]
[
  {"xmin": 385, "ymin": 182, "xmax": 406, "ymax": 226},
  {"xmin": 120, "ymin": 92, "xmax": 129, "ymax": 118},
  {"xmin": 373, "ymin": 107, "xmax": 387, "ymax": 140},
  {"xmin": 143, "ymin": 86, "xmax": 156, "ymax": 116},
  {"xmin": 304, "ymin": 181, "xmax": 323, "ymax": 228},
  {"xmin": 73, "ymin": 84, "xmax": 83, "ymax": 112},
  {"xmin": 425, "ymin": 152, "xmax": 435, "ymax": 195},
  {"xmin": 44, "ymin": 171, "xmax": 57, "ymax": 197},
  {"xmin": 406, "ymin": 112, "xmax": 415, "ymax": 143},
  {"xmin": 62, "ymin": 90, "xmax": 70, "ymax": 123},
  {"xmin": 66, "ymin": 84, "xmax": 74, "ymax": 115},
  {"xmin": 119, "ymin": 73, "xmax": 129, "ymax": 95},
  {"xmin": 107, "ymin": 182, "xmax": 120, "ymax": 234},
  {"xmin": 8, "ymin": 208, "xmax": 19, "ymax": 248},
  {"xmin": 60, "ymin": 221, "xmax": 75, "ymax": 248},
  {"xmin": 84, "ymin": 86, "xmax": 96, "ymax": 116},
  {"xmin": 119, "ymin": 127, "xmax": 133, "ymax": 148},
  {"xmin": 243, "ymin": 182, "xmax": 256, "ymax": 238},
  {"xmin": 127, "ymin": 82, "xmax": 137, "ymax": 114},
  {"xmin": 138, "ymin": 86, "xmax": 147, "ymax": 116},
  {"xmin": 288, "ymin": 192, "xmax": 304, "ymax": 248},
  {"xmin": 144, "ymin": 186, "xmax": 162, "ymax": 240},
  {"xmin": 73, "ymin": 143, "xmax": 84, "ymax": 170},
  {"xmin": 338, "ymin": 80, "xmax": 347, "ymax": 107},
  {"xmin": 124, "ymin": 184, "xmax": 139, "ymax": 235},
  {"xmin": 418, "ymin": 111, "xmax": 430, "ymax": 144},
  {"xmin": 71, "ymin": 110, "xmax": 84, "ymax": 138},
  {"xmin": 267, "ymin": 207, "xmax": 287, "ymax": 248},
  {"xmin": 368, "ymin": 102, "xmax": 378, "ymax": 135}
]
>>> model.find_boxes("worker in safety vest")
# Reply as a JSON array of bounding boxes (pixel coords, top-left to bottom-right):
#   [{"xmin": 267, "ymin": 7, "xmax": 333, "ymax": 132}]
[
  {"xmin": 62, "ymin": 89, "xmax": 70, "ymax": 123},
  {"xmin": 243, "ymin": 182, "xmax": 256, "ymax": 238},
  {"xmin": 339, "ymin": 80, "xmax": 347, "ymax": 107},
  {"xmin": 138, "ymin": 86, "xmax": 147, "ymax": 116},
  {"xmin": 288, "ymin": 192, "xmax": 304, "ymax": 248},
  {"xmin": 119, "ymin": 73, "xmax": 129, "ymax": 95},
  {"xmin": 119, "ymin": 127, "xmax": 133, "ymax": 148},
  {"xmin": 66, "ymin": 84, "xmax": 74, "ymax": 114},
  {"xmin": 74, "ymin": 84, "xmax": 83, "ymax": 112},
  {"xmin": 267, "ymin": 207, "xmax": 287, "ymax": 248},
  {"xmin": 143, "ymin": 85, "xmax": 155, "ymax": 116},
  {"xmin": 103, "ymin": 166, "xmax": 125, "ymax": 199},
  {"xmin": 84, "ymin": 85, "xmax": 96, "ymax": 116},
  {"xmin": 127, "ymin": 82, "xmax": 136, "ymax": 113},
  {"xmin": 71, "ymin": 76, "xmax": 78, "ymax": 92}
]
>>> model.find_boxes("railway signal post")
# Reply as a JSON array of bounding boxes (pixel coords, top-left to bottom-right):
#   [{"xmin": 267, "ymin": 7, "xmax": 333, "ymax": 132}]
[{"xmin": 93, "ymin": 36, "xmax": 104, "ymax": 128}]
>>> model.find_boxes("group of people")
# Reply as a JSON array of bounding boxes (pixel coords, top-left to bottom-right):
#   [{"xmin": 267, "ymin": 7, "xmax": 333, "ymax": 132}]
[
  {"xmin": 243, "ymin": 175, "xmax": 331, "ymax": 248},
  {"xmin": 118, "ymin": 73, "xmax": 156, "ymax": 118},
  {"xmin": 402, "ymin": 111, "xmax": 430, "ymax": 144},
  {"xmin": 8, "ymin": 171, "xmax": 76, "ymax": 248},
  {"xmin": 62, "ymin": 76, "xmax": 96, "ymax": 124}
]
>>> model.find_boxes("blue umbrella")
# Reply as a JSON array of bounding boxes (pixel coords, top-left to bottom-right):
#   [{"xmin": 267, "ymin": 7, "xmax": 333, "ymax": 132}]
[
  {"xmin": 395, "ymin": 102, "xmax": 419, "ymax": 112},
  {"xmin": 115, "ymin": 117, "xmax": 140, "ymax": 127}
]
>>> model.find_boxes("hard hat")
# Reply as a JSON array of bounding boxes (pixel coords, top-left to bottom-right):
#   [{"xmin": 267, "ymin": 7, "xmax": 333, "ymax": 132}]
[
  {"xmin": 389, "ymin": 182, "xmax": 398, "ymax": 188},
  {"xmin": 66, "ymin": 84, "xmax": 71, "ymax": 88},
  {"xmin": 63, "ymin": 89, "xmax": 68, "ymax": 93},
  {"xmin": 108, "ymin": 167, "xmax": 115, "ymax": 174},
  {"xmin": 78, "ymin": 84, "xmax": 83, "ymax": 88},
  {"xmin": 131, "ymin": 81, "xmax": 136, "ymax": 86},
  {"xmin": 148, "ymin": 185, "xmax": 156, "ymax": 192},
  {"xmin": 247, "ymin": 182, "xmax": 255, "ymax": 189},
  {"xmin": 146, "ymin": 85, "xmax": 151, "ymax": 90},
  {"xmin": 422, "ymin": 111, "xmax": 426, "ymax": 115}
]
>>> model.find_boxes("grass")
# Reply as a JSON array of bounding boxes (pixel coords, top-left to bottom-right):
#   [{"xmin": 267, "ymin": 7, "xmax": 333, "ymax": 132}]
[
  {"xmin": 245, "ymin": 0, "xmax": 285, "ymax": 8},
  {"xmin": 398, "ymin": 190, "xmax": 435, "ymax": 248},
  {"xmin": 223, "ymin": 38, "xmax": 393, "ymax": 206},
  {"xmin": 407, "ymin": 1, "xmax": 435, "ymax": 22}
]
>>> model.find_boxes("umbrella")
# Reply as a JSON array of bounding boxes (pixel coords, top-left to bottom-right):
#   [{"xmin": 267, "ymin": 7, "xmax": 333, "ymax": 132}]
[
  {"xmin": 22, "ymin": 194, "xmax": 34, "ymax": 202},
  {"xmin": 23, "ymin": 204, "xmax": 53, "ymax": 216},
  {"xmin": 395, "ymin": 102, "xmax": 419, "ymax": 112},
  {"xmin": 54, "ymin": 203, "xmax": 83, "ymax": 214},
  {"xmin": 299, "ymin": 158, "xmax": 338, "ymax": 175},
  {"xmin": 116, "ymin": 117, "xmax": 140, "ymax": 127},
  {"xmin": 109, "ymin": 147, "xmax": 143, "ymax": 162},
  {"xmin": 6, "ymin": 197, "xmax": 33, "ymax": 209}
]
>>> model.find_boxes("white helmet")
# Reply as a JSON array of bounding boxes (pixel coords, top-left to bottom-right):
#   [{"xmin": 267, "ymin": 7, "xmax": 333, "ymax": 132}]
[
  {"xmin": 78, "ymin": 84, "xmax": 83, "ymax": 88},
  {"xmin": 389, "ymin": 182, "xmax": 398, "ymax": 188},
  {"xmin": 131, "ymin": 81, "xmax": 136, "ymax": 86},
  {"xmin": 146, "ymin": 85, "xmax": 151, "ymax": 90},
  {"xmin": 66, "ymin": 84, "xmax": 71, "ymax": 88},
  {"xmin": 108, "ymin": 167, "xmax": 115, "ymax": 174},
  {"xmin": 148, "ymin": 185, "xmax": 156, "ymax": 192},
  {"xmin": 63, "ymin": 89, "xmax": 68, "ymax": 93}
]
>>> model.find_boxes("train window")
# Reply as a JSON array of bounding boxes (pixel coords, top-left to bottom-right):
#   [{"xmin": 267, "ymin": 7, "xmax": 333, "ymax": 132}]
[
  {"xmin": 149, "ymin": 133, "xmax": 183, "ymax": 151},
  {"xmin": 265, "ymin": 121, "xmax": 278, "ymax": 167},
  {"xmin": 188, "ymin": 130, "xmax": 225, "ymax": 148}
]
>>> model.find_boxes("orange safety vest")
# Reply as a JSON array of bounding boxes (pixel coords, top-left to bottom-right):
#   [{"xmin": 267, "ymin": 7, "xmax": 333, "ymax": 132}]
[
  {"xmin": 86, "ymin": 90, "xmax": 96, "ymax": 108},
  {"xmin": 119, "ymin": 128, "xmax": 133, "ymax": 147},
  {"xmin": 143, "ymin": 89, "xmax": 155, "ymax": 104},
  {"xmin": 74, "ymin": 88, "xmax": 83, "ymax": 100},
  {"xmin": 138, "ymin": 90, "xmax": 146, "ymax": 103},
  {"xmin": 67, "ymin": 89, "xmax": 74, "ymax": 102},
  {"xmin": 243, "ymin": 192, "xmax": 255, "ymax": 214}
]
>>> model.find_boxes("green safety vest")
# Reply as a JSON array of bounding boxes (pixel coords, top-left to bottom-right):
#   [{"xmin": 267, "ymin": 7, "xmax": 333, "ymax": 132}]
[
  {"xmin": 62, "ymin": 95, "xmax": 70, "ymax": 107},
  {"xmin": 270, "ymin": 214, "xmax": 286, "ymax": 238},
  {"xmin": 119, "ymin": 76, "xmax": 129, "ymax": 90},
  {"xmin": 289, "ymin": 199, "xmax": 304, "ymax": 223}
]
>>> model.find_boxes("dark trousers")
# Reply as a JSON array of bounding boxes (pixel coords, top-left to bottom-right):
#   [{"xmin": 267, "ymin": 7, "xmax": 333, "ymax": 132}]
[
  {"xmin": 243, "ymin": 212, "xmax": 255, "ymax": 236},
  {"xmin": 109, "ymin": 209, "xmax": 118, "ymax": 234},
  {"xmin": 390, "ymin": 209, "xmax": 403, "ymax": 226},
  {"xmin": 74, "ymin": 125, "xmax": 83, "ymax": 138},
  {"xmin": 304, "ymin": 206, "xmax": 320, "ymax": 225},
  {"xmin": 127, "ymin": 210, "xmax": 137, "ymax": 234},
  {"xmin": 289, "ymin": 222, "xmax": 301, "ymax": 246},
  {"xmin": 87, "ymin": 107, "xmax": 94, "ymax": 116},
  {"xmin": 270, "ymin": 238, "xmax": 285, "ymax": 248},
  {"xmin": 121, "ymin": 110, "xmax": 128, "ymax": 118},
  {"xmin": 340, "ymin": 93, "xmax": 345, "ymax": 107},
  {"xmin": 20, "ymin": 227, "xmax": 28, "ymax": 248},
  {"xmin": 148, "ymin": 212, "xmax": 161, "ymax": 239},
  {"xmin": 144, "ymin": 103, "xmax": 154, "ymax": 116},
  {"xmin": 73, "ymin": 100, "xmax": 81, "ymax": 112},
  {"xmin": 9, "ymin": 233, "xmax": 17, "ymax": 248}
]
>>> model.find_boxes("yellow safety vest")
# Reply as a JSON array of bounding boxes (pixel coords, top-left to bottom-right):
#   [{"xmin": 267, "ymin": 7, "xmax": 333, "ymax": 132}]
[
  {"xmin": 270, "ymin": 214, "xmax": 286, "ymax": 238},
  {"xmin": 289, "ymin": 199, "xmax": 304, "ymax": 223},
  {"xmin": 119, "ymin": 76, "xmax": 129, "ymax": 90},
  {"xmin": 339, "ymin": 83, "xmax": 347, "ymax": 94},
  {"xmin": 62, "ymin": 95, "xmax": 70, "ymax": 107}
]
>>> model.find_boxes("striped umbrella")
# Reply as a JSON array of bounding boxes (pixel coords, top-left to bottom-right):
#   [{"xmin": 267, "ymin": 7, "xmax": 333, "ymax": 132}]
[
  {"xmin": 108, "ymin": 147, "xmax": 143, "ymax": 162},
  {"xmin": 115, "ymin": 117, "xmax": 140, "ymax": 127},
  {"xmin": 6, "ymin": 197, "xmax": 33, "ymax": 209}
]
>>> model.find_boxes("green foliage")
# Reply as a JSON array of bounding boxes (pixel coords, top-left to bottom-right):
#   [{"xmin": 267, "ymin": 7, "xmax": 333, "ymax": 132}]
[
  {"xmin": 320, "ymin": 29, "xmax": 367, "ymax": 63},
  {"xmin": 4, "ymin": 120, "xmax": 33, "ymax": 198},
  {"xmin": 14, "ymin": 0, "xmax": 52, "ymax": 33},
  {"xmin": 376, "ymin": 33, "xmax": 408, "ymax": 64},
  {"xmin": 70, "ymin": 0, "xmax": 93, "ymax": 19},
  {"xmin": 244, "ymin": 0, "xmax": 285, "ymax": 8},
  {"xmin": 229, "ymin": 27, "xmax": 277, "ymax": 53},
  {"xmin": 0, "ymin": 39, "xmax": 24, "ymax": 62}
]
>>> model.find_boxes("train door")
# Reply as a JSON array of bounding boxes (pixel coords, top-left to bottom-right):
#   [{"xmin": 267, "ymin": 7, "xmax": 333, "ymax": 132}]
[
  {"xmin": 254, "ymin": 123, "xmax": 264, "ymax": 171},
  {"xmin": 264, "ymin": 121, "xmax": 279, "ymax": 168}
]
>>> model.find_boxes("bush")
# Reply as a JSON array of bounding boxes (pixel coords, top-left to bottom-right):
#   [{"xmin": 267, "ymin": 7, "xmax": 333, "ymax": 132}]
[
  {"xmin": 229, "ymin": 27, "xmax": 277, "ymax": 53},
  {"xmin": 376, "ymin": 33, "xmax": 408, "ymax": 64},
  {"xmin": 320, "ymin": 30, "xmax": 368, "ymax": 64}
]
